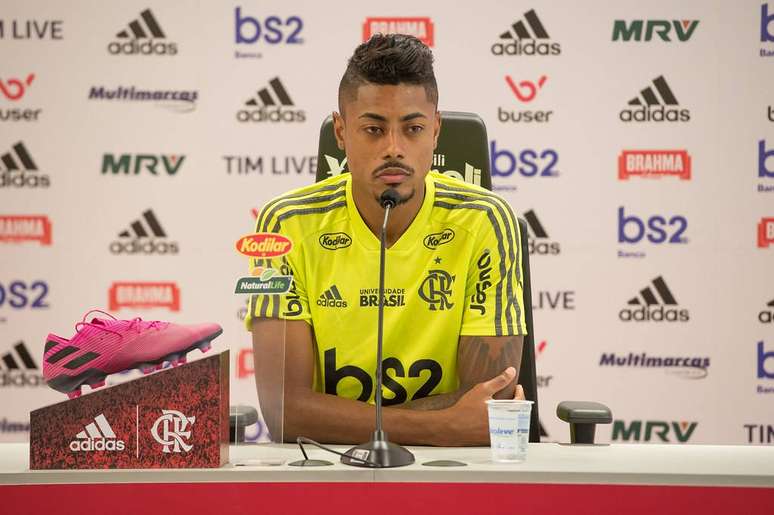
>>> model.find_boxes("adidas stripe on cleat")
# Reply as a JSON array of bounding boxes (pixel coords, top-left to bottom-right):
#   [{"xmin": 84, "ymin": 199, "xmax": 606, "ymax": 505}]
[{"xmin": 43, "ymin": 310, "xmax": 221, "ymax": 397}]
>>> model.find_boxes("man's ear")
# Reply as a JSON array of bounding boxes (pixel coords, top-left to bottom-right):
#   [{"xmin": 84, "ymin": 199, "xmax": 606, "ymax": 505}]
[
  {"xmin": 332, "ymin": 111, "xmax": 345, "ymax": 151},
  {"xmin": 433, "ymin": 110, "xmax": 442, "ymax": 149}
]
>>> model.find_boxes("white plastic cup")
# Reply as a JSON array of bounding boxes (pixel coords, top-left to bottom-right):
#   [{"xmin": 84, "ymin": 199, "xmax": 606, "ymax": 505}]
[{"xmin": 485, "ymin": 399, "xmax": 534, "ymax": 463}]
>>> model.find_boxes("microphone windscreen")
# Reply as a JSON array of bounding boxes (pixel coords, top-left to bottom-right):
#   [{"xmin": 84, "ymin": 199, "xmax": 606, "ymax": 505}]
[{"xmin": 380, "ymin": 189, "xmax": 401, "ymax": 208}]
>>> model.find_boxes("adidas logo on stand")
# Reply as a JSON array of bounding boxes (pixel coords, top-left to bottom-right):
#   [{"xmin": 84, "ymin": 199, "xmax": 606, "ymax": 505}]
[
  {"xmin": 108, "ymin": 9, "xmax": 177, "ymax": 56},
  {"xmin": 109, "ymin": 209, "xmax": 179, "ymax": 255},
  {"xmin": 69, "ymin": 413, "xmax": 126, "ymax": 452},
  {"xmin": 0, "ymin": 141, "xmax": 49, "ymax": 188},
  {"xmin": 1, "ymin": 342, "xmax": 46, "ymax": 387},
  {"xmin": 316, "ymin": 285, "xmax": 347, "ymax": 308},
  {"xmin": 619, "ymin": 276, "xmax": 690, "ymax": 322},
  {"xmin": 759, "ymin": 298, "xmax": 774, "ymax": 324},
  {"xmin": 236, "ymin": 77, "xmax": 306, "ymax": 123},
  {"xmin": 491, "ymin": 9, "xmax": 561, "ymax": 56},
  {"xmin": 523, "ymin": 209, "xmax": 560, "ymax": 255},
  {"xmin": 620, "ymin": 76, "xmax": 690, "ymax": 122}
]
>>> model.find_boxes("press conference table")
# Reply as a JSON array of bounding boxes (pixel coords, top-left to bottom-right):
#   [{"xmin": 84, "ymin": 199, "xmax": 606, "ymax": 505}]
[{"xmin": 2, "ymin": 442, "xmax": 773, "ymax": 514}]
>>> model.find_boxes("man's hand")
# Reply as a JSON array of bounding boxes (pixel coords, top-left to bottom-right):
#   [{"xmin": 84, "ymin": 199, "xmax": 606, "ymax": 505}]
[{"xmin": 439, "ymin": 367, "xmax": 525, "ymax": 446}]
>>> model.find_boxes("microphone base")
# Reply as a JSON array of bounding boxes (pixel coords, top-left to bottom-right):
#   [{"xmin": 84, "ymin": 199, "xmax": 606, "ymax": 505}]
[{"xmin": 340, "ymin": 433, "xmax": 415, "ymax": 468}]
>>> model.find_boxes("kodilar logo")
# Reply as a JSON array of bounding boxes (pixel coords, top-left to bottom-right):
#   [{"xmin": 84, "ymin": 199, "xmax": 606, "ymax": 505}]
[
  {"xmin": 0, "ymin": 215, "xmax": 51, "ymax": 245},
  {"xmin": 319, "ymin": 232, "xmax": 352, "ymax": 250},
  {"xmin": 108, "ymin": 9, "xmax": 177, "ymax": 55},
  {"xmin": 237, "ymin": 77, "xmax": 305, "ymax": 123},
  {"xmin": 619, "ymin": 276, "xmax": 689, "ymax": 322},
  {"xmin": 423, "ymin": 229, "xmax": 455, "ymax": 250},
  {"xmin": 235, "ymin": 233, "xmax": 292, "ymax": 258},
  {"xmin": 492, "ymin": 9, "xmax": 560, "ymax": 56},
  {"xmin": 618, "ymin": 150, "xmax": 691, "ymax": 180},
  {"xmin": 620, "ymin": 75, "xmax": 689, "ymax": 123}
]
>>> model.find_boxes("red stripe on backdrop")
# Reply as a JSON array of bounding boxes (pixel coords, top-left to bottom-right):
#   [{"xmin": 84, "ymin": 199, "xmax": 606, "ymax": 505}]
[{"xmin": 2, "ymin": 482, "xmax": 773, "ymax": 514}]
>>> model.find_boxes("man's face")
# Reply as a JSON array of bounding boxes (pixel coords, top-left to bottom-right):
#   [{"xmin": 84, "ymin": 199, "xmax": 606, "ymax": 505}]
[{"xmin": 333, "ymin": 83, "xmax": 440, "ymax": 207}]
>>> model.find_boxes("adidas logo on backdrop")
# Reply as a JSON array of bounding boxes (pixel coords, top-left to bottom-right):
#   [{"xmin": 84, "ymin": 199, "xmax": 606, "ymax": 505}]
[
  {"xmin": 619, "ymin": 76, "xmax": 690, "ymax": 123},
  {"xmin": 523, "ymin": 209, "xmax": 560, "ymax": 255},
  {"xmin": 759, "ymin": 298, "xmax": 774, "ymax": 324},
  {"xmin": 69, "ymin": 413, "xmax": 126, "ymax": 452},
  {"xmin": 619, "ymin": 276, "xmax": 689, "ymax": 322},
  {"xmin": 109, "ymin": 209, "xmax": 179, "ymax": 255},
  {"xmin": 0, "ymin": 141, "xmax": 49, "ymax": 188},
  {"xmin": 317, "ymin": 285, "xmax": 347, "ymax": 308},
  {"xmin": 491, "ymin": 9, "xmax": 561, "ymax": 56},
  {"xmin": 107, "ymin": 9, "xmax": 177, "ymax": 56},
  {"xmin": 1, "ymin": 341, "xmax": 45, "ymax": 387},
  {"xmin": 236, "ymin": 77, "xmax": 305, "ymax": 123}
]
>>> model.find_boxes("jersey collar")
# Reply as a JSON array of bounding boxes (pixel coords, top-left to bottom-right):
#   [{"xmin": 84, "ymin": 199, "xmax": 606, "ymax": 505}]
[{"xmin": 346, "ymin": 172, "xmax": 435, "ymax": 252}]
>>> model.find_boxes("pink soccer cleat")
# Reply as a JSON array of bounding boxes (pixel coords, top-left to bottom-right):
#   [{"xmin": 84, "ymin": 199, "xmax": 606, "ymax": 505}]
[{"xmin": 43, "ymin": 310, "xmax": 222, "ymax": 397}]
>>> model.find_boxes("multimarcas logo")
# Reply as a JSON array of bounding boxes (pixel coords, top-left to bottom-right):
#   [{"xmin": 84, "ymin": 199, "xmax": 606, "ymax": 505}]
[
  {"xmin": 363, "ymin": 17, "xmax": 434, "ymax": 47},
  {"xmin": 108, "ymin": 281, "xmax": 180, "ymax": 311},
  {"xmin": 223, "ymin": 155, "xmax": 317, "ymax": 176},
  {"xmin": 612, "ymin": 19, "xmax": 699, "ymax": 42},
  {"xmin": 618, "ymin": 150, "xmax": 691, "ymax": 180},
  {"xmin": 619, "ymin": 276, "xmax": 689, "ymax": 322},
  {"xmin": 599, "ymin": 352, "xmax": 710, "ymax": 379},
  {"xmin": 492, "ymin": 9, "xmax": 560, "ymax": 56},
  {"xmin": 0, "ymin": 141, "xmax": 49, "ymax": 188},
  {"xmin": 0, "ymin": 73, "xmax": 41, "ymax": 122},
  {"xmin": 0, "ymin": 418, "xmax": 30, "ymax": 434},
  {"xmin": 237, "ymin": 77, "xmax": 304, "ymax": 123},
  {"xmin": 620, "ymin": 75, "xmax": 689, "ymax": 123},
  {"xmin": 102, "ymin": 154, "xmax": 184, "ymax": 176},
  {"xmin": 108, "ymin": 9, "xmax": 177, "ymax": 56},
  {"xmin": 0, "ymin": 215, "xmax": 52, "ymax": 245},
  {"xmin": 88, "ymin": 86, "xmax": 198, "ymax": 113},
  {"xmin": 110, "ymin": 209, "xmax": 178, "ymax": 255},
  {"xmin": 0, "ymin": 341, "xmax": 46, "ymax": 387},
  {"xmin": 612, "ymin": 419, "xmax": 697, "ymax": 443}
]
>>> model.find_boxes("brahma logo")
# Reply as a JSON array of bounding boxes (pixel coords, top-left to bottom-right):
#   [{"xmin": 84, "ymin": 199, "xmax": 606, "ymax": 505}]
[
  {"xmin": 108, "ymin": 281, "xmax": 180, "ymax": 311},
  {"xmin": 618, "ymin": 150, "xmax": 691, "ymax": 180},
  {"xmin": 362, "ymin": 17, "xmax": 434, "ymax": 46},
  {"xmin": 237, "ymin": 348, "xmax": 253, "ymax": 379},
  {"xmin": 319, "ymin": 232, "xmax": 352, "ymax": 250},
  {"xmin": 0, "ymin": 73, "xmax": 41, "ymax": 122},
  {"xmin": 423, "ymin": 229, "xmax": 455, "ymax": 250},
  {"xmin": 759, "ymin": 217, "xmax": 774, "ymax": 248},
  {"xmin": 235, "ymin": 233, "xmax": 292, "ymax": 258},
  {"xmin": 0, "ymin": 215, "xmax": 51, "ymax": 245}
]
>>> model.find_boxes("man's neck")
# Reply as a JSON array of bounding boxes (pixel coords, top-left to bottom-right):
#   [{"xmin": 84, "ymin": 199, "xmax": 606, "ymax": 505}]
[{"xmin": 352, "ymin": 182, "xmax": 426, "ymax": 248}]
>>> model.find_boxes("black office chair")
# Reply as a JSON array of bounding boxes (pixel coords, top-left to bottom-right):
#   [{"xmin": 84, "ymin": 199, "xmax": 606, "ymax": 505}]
[{"xmin": 315, "ymin": 112, "xmax": 543, "ymax": 442}]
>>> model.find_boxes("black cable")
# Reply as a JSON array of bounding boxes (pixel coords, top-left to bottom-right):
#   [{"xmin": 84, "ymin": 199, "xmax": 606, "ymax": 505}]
[{"xmin": 296, "ymin": 437, "xmax": 379, "ymax": 467}]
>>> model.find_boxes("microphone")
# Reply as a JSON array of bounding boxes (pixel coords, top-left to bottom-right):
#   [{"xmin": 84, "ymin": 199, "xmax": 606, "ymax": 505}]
[{"xmin": 340, "ymin": 188, "xmax": 415, "ymax": 468}]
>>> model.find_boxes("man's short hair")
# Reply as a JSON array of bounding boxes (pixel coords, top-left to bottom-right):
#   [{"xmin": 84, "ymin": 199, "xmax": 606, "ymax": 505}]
[{"xmin": 338, "ymin": 33, "xmax": 438, "ymax": 112}]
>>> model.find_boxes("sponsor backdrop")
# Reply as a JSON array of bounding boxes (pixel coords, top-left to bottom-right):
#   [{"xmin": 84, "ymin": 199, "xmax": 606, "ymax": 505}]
[{"xmin": 1, "ymin": 0, "xmax": 772, "ymax": 446}]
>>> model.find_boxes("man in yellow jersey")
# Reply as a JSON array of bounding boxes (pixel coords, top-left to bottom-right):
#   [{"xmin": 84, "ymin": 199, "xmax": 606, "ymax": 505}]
[{"xmin": 247, "ymin": 34, "xmax": 526, "ymax": 446}]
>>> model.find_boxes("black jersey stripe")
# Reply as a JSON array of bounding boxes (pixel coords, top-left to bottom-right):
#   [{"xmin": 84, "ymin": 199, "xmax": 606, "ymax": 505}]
[
  {"xmin": 255, "ymin": 179, "xmax": 347, "ymax": 235},
  {"xmin": 435, "ymin": 184, "xmax": 524, "ymax": 333}
]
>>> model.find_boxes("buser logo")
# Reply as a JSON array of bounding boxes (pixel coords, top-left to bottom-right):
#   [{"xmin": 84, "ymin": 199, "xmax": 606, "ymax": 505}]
[
  {"xmin": 423, "ymin": 229, "xmax": 455, "ymax": 249},
  {"xmin": 319, "ymin": 232, "xmax": 352, "ymax": 250},
  {"xmin": 108, "ymin": 9, "xmax": 177, "ymax": 56},
  {"xmin": 0, "ymin": 74, "xmax": 41, "ymax": 122},
  {"xmin": 236, "ymin": 233, "xmax": 293, "ymax": 258}
]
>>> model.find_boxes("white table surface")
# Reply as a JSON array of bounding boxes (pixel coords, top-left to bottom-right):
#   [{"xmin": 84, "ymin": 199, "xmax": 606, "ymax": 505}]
[{"xmin": 2, "ymin": 442, "xmax": 773, "ymax": 487}]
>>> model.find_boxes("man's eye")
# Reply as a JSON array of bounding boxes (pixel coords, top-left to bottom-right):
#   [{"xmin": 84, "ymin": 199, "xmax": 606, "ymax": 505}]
[
  {"xmin": 407, "ymin": 125, "xmax": 424, "ymax": 134},
  {"xmin": 365, "ymin": 126, "xmax": 383, "ymax": 135}
]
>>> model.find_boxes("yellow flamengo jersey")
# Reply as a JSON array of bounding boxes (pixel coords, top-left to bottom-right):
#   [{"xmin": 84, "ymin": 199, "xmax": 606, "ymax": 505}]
[{"xmin": 245, "ymin": 171, "xmax": 526, "ymax": 405}]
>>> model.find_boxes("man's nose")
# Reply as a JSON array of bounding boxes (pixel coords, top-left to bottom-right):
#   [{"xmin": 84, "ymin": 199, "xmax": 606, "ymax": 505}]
[{"xmin": 382, "ymin": 129, "xmax": 405, "ymax": 160}]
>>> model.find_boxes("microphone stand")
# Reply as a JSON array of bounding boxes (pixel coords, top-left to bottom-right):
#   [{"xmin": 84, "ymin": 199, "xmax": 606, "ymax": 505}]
[{"xmin": 340, "ymin": 192, "xmax": 415, "ymax": 468}]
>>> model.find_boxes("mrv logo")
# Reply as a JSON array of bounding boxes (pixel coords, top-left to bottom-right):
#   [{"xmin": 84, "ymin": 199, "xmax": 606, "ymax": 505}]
[
  {"xmin": 499, "ymin": 75, "xmax": 553, "ymax": 124},
  {"xmin": 600, "ymin": 352, "xmax": 710, "ymax": 379},
  {"xmin": 523, "ymin": 210, "xmax": 560, "ymax": 256},
  {"xmin": 620, "ymin": 75, "xmax": 689, "ymax": 123},
  {"xmin": 617, "ymin": 207, "xmax": 688, "ymax": 258},
  {"xmin": 758, "ymin": 140, "xmax": 774, "ymax": 193},
  {"xmin": 237, "ymin": 77, "xmax": 305, "ymax": 123},
  {"xmin": 0, "ymin": 141, "xmax": 49, "ymax": 188},
  {"xmin": 492, "ymin": 9, "xmax": 561, "ymax": 56},
  {"xmin": 108, "ymin": 9, "xmax": 177, "ymax": 56},
  {"xmin": 110, "ymin": 209, "xmax": 178, "ymax": 255},
  {"xmin": 235, "ymin": 8, "xmax": 303, "ymax": 59},
  {"xmin": 619, "ymin": 276, "xmax": 689, "ymax": 322},
  {"xmin": 612, "ymin": 19, "xmax": 699, "ymax": 42},
  {"xmin": 612, "ymin": 419, "xmax": 697, "ymax": 443},
  {"xmin": 0, "ymin": 341, "xmax": 45, "ymax": 387},
  {"xmin": 223, "ymin": 155, "xmax": 316, "ymax": 175},
  {"xmin": 324, "ymin": 348, "xmax": 442, "ymax": 405},
  {"xmin": 102, "ymin": 154, "xmax": 184, "ymax": 176}
]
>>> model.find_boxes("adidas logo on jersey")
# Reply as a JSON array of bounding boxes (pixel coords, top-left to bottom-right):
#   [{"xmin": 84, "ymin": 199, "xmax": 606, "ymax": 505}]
[
  {"xmin": 236, "ymin": 77, "xmax": 306, "ymax": 123},
  {"xmin": 0, "ymin": 141, "xmax": 49, "ymax": 188},
  {"xmin": 109, "ymin": 209, "xmax": 179, "ymax": 255},
  {"xmin": 69, "ymin": 413, "xmax": 126, "ymax": 452},
  {"xmin": 108, "ymin": 9, "xmax": 177, "ymax": 56},
  {"xmin": 491, "ymin": 9, "xmax": 561, "ymax": 56},
  {"xmin": 619, "ymin": 76, "xmax": 690, "ymax": 123},
  {"xmin": 619, "ymin": 276, "xmax": 689, "ymax": 322},
  {"xmin": 317, "ymin": 285, "xmax": 347, "ymax": 308},
  {"xmin": 523, "ymin": 209, "xmax": 560, "ymax": 255},
  {"xmin": 1, "ymin": 341, "xmax": 46, "ymax": 387}
]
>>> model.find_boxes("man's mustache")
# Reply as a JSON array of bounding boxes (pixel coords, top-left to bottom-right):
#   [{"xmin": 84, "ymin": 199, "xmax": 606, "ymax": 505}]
[{"xmin": 372, "ymin": 161, "xmax": 415, "ymax": 177}]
